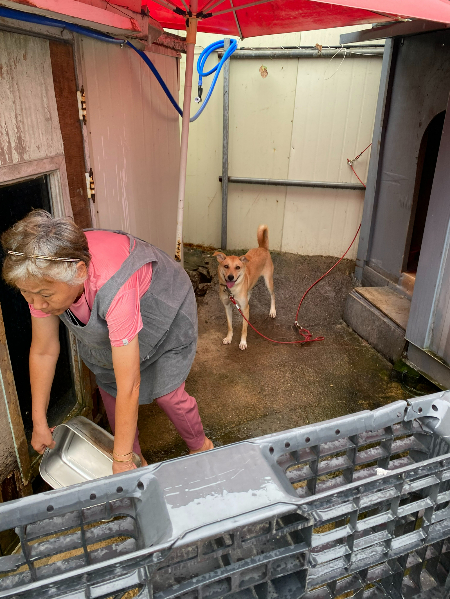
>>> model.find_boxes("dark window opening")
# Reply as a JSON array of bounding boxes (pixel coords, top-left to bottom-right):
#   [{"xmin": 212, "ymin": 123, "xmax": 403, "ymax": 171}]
[
  {"xmin": 406, "ymin": 111, "xmax": 446, "ymax": 273},
  {"xmin": 0, "ymin": 177, "xmax": 76, "ymax": 441}
]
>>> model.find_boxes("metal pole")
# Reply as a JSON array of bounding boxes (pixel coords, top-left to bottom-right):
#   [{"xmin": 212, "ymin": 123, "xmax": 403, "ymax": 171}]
[
  {"xmin": 174, "ymin": 2, "xmax": 198, "ymax": 263},
  {"xmin": 219, "ymin": 176, "xmax": 365, "ymax": 191},
  {"xmin": 219, "ymin": 47, "xmax": 384, "ymax": 59},
  {"xmin": 221, "ymin": 38, "xmax": 230, "ymax": 251}
]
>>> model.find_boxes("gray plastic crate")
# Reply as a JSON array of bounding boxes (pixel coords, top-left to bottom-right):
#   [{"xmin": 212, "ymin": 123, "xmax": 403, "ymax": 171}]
[{"xmin": 2, "ymin": 391, "xmax": 450, "ymax": 599}]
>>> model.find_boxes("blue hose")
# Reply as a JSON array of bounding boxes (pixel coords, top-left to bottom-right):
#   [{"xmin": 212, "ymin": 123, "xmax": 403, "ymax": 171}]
[
  {"xmin": 126, "ymin": 42, "xmax": 183, "ymax": 117},
  {"xmin": 128, "ymin": 38, "xmax": 237, "ymax": 121},
  {"xmin": 191, "ymin": 39, "xmax": 237, "ymax": 122},
  {"xmin": 0, "ymin": 6, "xmax": 236, "ymax": 121}
]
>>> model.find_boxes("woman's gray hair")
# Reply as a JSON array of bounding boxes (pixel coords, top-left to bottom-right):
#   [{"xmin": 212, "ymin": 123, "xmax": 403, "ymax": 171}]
[{"xmin": 2, "ymin": 210, "xmax": 91, "ymax": 287}]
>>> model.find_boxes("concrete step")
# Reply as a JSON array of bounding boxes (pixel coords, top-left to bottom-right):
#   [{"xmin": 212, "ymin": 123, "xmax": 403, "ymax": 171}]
[
  {"xmin": 361, "ymin": 265, "xmax": 415, "ymax": 299},
  {"xmin": 398, "ymin": 271, "xmax": 416, "ymax": 296},
  {"xmin": 344, "ymin": 287, "xmax": 411, "ymax": 363}
]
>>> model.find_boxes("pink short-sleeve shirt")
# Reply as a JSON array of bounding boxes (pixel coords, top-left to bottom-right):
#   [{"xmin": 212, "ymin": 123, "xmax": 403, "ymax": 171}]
[{"xmin": 29, "ymin": 231, "xmax": 152, "ymax": 347}]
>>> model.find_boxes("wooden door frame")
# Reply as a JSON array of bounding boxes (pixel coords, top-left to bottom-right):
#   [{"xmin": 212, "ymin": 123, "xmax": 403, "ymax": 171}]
[{"xmin": 0, "ymin": 157, "xmax": 92, "ymax": 484}]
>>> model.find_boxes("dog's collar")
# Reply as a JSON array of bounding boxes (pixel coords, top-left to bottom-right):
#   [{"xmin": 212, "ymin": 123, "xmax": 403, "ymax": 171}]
[{"xmin": 219, "ymin": 283, "xmax": 241, "ymax": 310}]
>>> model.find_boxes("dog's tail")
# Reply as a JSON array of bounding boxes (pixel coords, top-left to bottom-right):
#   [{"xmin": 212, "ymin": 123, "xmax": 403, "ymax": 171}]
[{"xmin": 257, "ymin": 225, "xmax": 269, "ymax": 250}]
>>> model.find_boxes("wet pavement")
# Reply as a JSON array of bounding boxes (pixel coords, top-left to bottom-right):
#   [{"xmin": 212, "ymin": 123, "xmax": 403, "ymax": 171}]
[{"xmin": 138, "ymin": 247, "xmax": 410, "ymax": 464}]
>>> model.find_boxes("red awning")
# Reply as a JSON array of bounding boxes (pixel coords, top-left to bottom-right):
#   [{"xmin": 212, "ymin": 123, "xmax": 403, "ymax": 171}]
[{"xmin": 140, "ymin": 0, "xmax": 450, "ymax": 38}]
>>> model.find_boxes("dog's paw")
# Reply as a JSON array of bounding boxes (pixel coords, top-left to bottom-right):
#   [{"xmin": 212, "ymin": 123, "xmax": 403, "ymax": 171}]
[
  {"xmin": 223, "ymin": 336, "xmax": 232, "ymax": 345},
  {"xmin": 239, "ymin": 340, "xmax": 247, "ymax": 350},
  {"xmin": 269, "ymin": 308, "xmax": 276, "ymax": 318}
]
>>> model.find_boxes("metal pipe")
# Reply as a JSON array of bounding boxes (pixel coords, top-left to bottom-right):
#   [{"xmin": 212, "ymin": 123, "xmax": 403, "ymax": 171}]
[
  {"xmin": 221, "ymin": 39, "xmax": 230, "ymax": 251},
  {"xmin": 175, "ymin": 6, "xmax": 198, "ymax": 263},
  {"xmin": 219, "ymin": 176, "xmax": 366, "ymax": 191},
  {"xmin": 220, "ymin": 47, "xmax": 384, "ymax": 59}
]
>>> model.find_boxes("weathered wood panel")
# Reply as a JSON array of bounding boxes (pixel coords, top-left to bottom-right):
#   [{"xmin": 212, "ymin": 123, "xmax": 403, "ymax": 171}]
[
  {"xmin": 0, "ymin": 31, "xmax": 63, "ymax": 166},
  {"xmin": 0, "ymin": 304, "xmax": 30, "ymax": 487}
]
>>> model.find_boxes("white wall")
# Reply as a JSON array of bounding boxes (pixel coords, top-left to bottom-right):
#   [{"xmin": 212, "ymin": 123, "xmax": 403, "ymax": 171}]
[
  {"xmin": 180, "ymin": 26, "xmax": 383, "ymax": 258},
  {"xmin": 81, "ymin": 40, "xmax": 181, "ymax": 257}
]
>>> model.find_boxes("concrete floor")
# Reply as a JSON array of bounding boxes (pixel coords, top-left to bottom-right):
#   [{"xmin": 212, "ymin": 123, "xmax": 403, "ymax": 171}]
[{"xmin": 138, "ymin": 248, "xmax": 410, "ymax": 464}]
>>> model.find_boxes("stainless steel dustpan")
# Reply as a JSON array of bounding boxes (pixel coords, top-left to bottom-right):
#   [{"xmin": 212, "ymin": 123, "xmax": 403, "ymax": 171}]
[{"xmin": 40, "ymin": 416, "xmax": 141, "ymax": 488}]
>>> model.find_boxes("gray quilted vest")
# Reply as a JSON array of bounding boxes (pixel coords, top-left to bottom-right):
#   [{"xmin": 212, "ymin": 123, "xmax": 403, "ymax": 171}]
[{"xmin": 59, "ymin": 231, "xmax": 197, "ymax": 403}]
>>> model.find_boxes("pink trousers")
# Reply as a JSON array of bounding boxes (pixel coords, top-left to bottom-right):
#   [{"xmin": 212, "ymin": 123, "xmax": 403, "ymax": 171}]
[{"xmin": 98, "ymin": 383, "xmax": 206, "ymax": 454}]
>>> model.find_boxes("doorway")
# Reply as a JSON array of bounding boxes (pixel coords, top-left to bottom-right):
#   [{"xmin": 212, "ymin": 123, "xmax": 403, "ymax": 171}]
[
  {"xmin": 0, "ymin": 177, "xmax": 76, "ymax": 440},
  {"xmin": 405, "ymin": 111, "xmax": 446, "ymax": 275}
]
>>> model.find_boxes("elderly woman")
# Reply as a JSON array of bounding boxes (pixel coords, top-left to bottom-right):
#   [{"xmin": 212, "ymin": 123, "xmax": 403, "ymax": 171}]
[{"xmin": 2, "ymin": 211, "xmax": 213, "ymax": 473}]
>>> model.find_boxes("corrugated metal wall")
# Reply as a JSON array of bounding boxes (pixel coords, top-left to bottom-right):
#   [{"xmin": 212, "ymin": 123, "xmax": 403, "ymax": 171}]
[
  {"xmin": 81, "ymin": 40, "xmax": 180, "ymax": 257},
  {"xmin": 181, "ymin": 27, "xmax": 382, "ymax": 258}
]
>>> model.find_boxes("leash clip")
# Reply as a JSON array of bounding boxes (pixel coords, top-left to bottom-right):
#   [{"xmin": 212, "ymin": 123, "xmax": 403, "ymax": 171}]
[{"xmin": 229, "ymin": 293, "xmax": 241, "ymax": 311}]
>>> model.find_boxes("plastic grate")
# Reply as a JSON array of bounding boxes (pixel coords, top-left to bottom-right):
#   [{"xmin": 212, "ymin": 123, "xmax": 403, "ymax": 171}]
[{"xmin": 2, "ymin": 396, "xmax": 450, "ymax": 598}]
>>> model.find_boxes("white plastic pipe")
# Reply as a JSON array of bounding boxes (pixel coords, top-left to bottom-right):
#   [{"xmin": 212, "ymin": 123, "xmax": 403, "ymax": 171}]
[{"xmin": 175, "ymin": 4, "xmax": 198, "ymax": 262}]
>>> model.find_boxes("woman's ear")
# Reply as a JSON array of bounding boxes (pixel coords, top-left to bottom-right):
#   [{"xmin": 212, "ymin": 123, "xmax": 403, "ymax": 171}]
[{"xmin": 76, "ymin": 261, "xmax": 88, "ymax": 280}]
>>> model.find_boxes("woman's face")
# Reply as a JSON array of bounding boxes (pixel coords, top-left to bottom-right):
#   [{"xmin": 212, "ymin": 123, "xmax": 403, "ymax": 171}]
[{"xmin": 18, "ymin": 263, "xmax": 87, "ymax": 316}]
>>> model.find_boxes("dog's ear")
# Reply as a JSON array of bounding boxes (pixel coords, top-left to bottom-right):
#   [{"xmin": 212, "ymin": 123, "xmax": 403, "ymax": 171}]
[
  {"xmin": 213, "ymin": 251, "xmax": 226, "ymax": 263},
  {"xmin": 239, "ymin": 255, "xmax": 250, "ymax": 264}
]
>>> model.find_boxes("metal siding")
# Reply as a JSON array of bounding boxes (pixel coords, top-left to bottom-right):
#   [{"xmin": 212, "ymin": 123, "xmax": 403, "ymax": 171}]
[
  {"xmin": 406, "ymin": 103, "xmax": 450, "ymax": 358},
  {"xmin": 81, "ymin": 38, "xmax": 180, "ymax": 256},
  {"xmin": 282, "ymin": 54, "xmax": 381, "ymax": 258},
  {"xmin": 368, "ymin": 31, "xmax": 450, "ymax": 282},
  {"xmin": 182, "ymin": 28, "xmax": 382, "ymax": 255},
  {"xmin": 282, "ymin": 188, "xmax": 365, "ymax": 257},
  {"xmin": 0, "ymin": 30, "xmax": 63, "ymax": 166},
  {"xmin": 226, "ymin": 56, "xmax": 297, "ymax": 250},
  {"xmin": 227, "ymin": 185, "xmax": 285, "ymax": 251},
  {"xmin": 228, "ymin": 59, "xmax": 298, "ymax": 179}
]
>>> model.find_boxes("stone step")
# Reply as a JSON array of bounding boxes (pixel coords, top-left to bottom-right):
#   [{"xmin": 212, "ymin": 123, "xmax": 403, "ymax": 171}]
[{"xmin": 344, "ymin": 287, "xmax": 411, "ymax": 363}]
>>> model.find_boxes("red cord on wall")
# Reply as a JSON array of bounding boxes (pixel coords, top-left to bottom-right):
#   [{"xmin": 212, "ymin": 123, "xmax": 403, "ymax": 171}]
[{"xmin": 229, "ymin": 144, "xmax": 371, "ymax": 345}]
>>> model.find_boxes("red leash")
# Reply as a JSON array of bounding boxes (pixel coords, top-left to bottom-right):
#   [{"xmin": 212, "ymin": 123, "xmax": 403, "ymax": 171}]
[
  {"xmin": 229, "ymin": 294, "xmax": 325, "ymax": 345},
  {"xmin": 228, "ymin": 144, "xmax": 371, "ymax": 345}
]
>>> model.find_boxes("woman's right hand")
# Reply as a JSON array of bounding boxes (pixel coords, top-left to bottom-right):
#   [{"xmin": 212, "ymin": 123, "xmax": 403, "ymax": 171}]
[{"xmin": 31, "ymin": 423, "xmax": 56, "ymax": 454}]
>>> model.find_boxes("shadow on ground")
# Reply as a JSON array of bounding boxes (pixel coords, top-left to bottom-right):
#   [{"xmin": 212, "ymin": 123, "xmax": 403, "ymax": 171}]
[{"xmin": 138, "ymin": 247, "xmax": 410, "ymax": 464}]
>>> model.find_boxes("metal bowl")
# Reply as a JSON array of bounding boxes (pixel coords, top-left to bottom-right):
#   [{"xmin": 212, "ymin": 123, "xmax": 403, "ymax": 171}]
[{"xmin": 40, "ymin": 416, "xmax": 141, "ymax": 488}]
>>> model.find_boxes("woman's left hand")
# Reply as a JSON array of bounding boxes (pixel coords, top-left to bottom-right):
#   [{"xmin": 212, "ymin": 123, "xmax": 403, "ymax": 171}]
[{"xmin": 113, "ymin": 459, "xmax": 137, "ymax": 475}]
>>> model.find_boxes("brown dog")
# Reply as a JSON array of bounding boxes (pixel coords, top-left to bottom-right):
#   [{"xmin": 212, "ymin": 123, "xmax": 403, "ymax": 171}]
[{"xmin": 214, "ymin": 225, "xmax": 276, "ymax": 350}]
